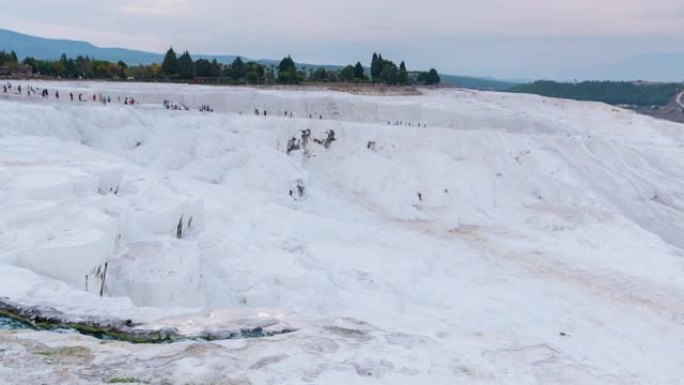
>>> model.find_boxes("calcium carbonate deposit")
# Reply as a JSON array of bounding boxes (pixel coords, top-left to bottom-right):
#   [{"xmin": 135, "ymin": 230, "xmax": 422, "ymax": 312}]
[{"xmin": 1, "ymin": 80, "xmax": 683, "ymax": 384}]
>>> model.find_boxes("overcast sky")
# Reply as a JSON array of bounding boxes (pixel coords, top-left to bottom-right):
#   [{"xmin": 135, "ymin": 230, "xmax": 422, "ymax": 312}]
[{"xmin": 1, "ymin": 0, "xmax": 684, "ymax": 79}]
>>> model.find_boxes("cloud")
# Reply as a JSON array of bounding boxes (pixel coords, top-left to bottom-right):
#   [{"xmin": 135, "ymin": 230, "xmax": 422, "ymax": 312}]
[
  {"xmin": 6, "ymin": 0, "xmax": 684, "ymax": 43},
  {"xmin": 1, "ymin": 0, "xmax": 684, "ymax": 78},
  {"xmin": 119, "ymin": 0, "xmax": 197, "ymax": 17},
  {"xmin": 634, "ymin": 5, "xmax": 684, "ymax": 19}
]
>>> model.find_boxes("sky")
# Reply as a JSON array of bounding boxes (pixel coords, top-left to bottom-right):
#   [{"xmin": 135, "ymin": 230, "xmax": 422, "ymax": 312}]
[{"xmin": 1, "ymin": 0, "xmax": 684, "ymax": 79}]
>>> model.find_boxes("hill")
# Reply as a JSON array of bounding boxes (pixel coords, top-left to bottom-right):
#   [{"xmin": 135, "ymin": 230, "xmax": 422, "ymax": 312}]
[
  {"xmin": 572, "ymin": 53, "xmax": 684, "ymax": 82},
  {"xmin": 509, "ymin": 80, "xmax": 683, "ymax": 106},
  {"xmin": 440, "ymin": 74, "xmax": 519, "ymax": 91},
  {"xmin": 0, "ymin": 28, "xmax": 165, "ymax": 64},
  {"xmin": 0, "ymin": 28, "xmax": 245, "ymax": 65}
]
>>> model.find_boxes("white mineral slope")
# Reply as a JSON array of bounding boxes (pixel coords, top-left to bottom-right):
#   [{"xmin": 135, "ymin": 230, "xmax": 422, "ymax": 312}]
[{"xmin": 0, "ymin": 82, "xmax": 683, "ymax": 384}]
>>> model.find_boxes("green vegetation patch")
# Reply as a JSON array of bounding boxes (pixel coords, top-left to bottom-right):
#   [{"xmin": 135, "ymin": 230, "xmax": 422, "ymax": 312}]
[{"xmin": 509, "ymin": 80, "xmax": 682, "ymax": 106}]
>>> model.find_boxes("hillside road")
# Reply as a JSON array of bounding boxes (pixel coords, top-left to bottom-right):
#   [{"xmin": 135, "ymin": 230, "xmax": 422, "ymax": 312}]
[{"xmin": 677, "ymin": 91, "xmax": 684, "ymax": 108}]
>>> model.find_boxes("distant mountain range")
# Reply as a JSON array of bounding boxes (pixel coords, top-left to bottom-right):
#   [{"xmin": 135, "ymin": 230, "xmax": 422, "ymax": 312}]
[
  {"xmin": 0, "ymin": 28, "xmax": 520, "ymax": 90},
  {"xmin": 0, "ymin": 28, "xmax": 242, "ymax": 65},
  {"xmin": 440, "ymin": 75, "xmax": 518, "ymax": 91}
]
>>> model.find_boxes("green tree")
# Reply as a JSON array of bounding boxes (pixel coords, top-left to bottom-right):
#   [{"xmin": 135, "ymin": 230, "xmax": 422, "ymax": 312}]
[
  {"xmin": 196, "ymin": 58, "xmax": 222, "ymax": 78},
  {"xmin": 379, "ymin": 61, "xmax": 399, "ymax": 85},
  {"xmin": 51, "ymin": 61, "xmax": 65, "ymax": 77},
  {"xmin": 425, "ymin": 68, "xmax": 440, "ymax": 85},
  {"xmin": 230, "ymin": 56, "xmax": 246, "ymax": 81},
  {"xmin": 279, "ymin": 55, "xmax": 296, "ymax": 73},
  {"xmin": 161, "ymin": 47, "xmax": 177, "ymax": 76},
  {"xmin": 75, "ymin": 55, "xmax": 89, "ymax": 77},
  {"xmin": 371, "ymin": 53, "xmax": 380, "ymax": 82},
  {"xmin": 247, "ymin": 62, "xmax": 265, "ymax": 83},
  {"xmin": 398, "ymin": 61, "xmax": 409, "ymax": 85},
  {"xmin": 117, "ymin": 60, "xmax": 128, "ymax": 78},
  {"xmin": 210, "ymin": 59, "xmax": 222, "ymax": 77},
  {"xmin": 246, "ymin": 71, "xmax": 259, "ymax": 84},
  {"xmin": 277, "ymin": 55, "xmax": 298, "ymax": 84},
  {"xmin": 195, "ymin": 59, "xmax": 213, "ymax": 77},
  {"xmin": 310, "ymin": 67, "xmax": 328, "ymax": 82},
  {"xmin": 298, "ymin": 66, "xmax": 308, "ymax": 82},
  {"xmin": 56, "ymin": 53, "xmax": 78, "ymax": 78},
  {"xmin": 329, "ymin": 71, "xmax": 339, "ymax": 82},
  {"xmin": 339, "ymin": 65, "xmax": 355, "ymax": 82},
  {"xmin": 176, "ymin": 51, "xmax": 195, "ymax": 78},
  {"xmin": 0, "ymin": 50, "xmax": 18, "ymax": 65},
  {"xmin": 278, "ymin": 69, "xmax": 297, "ymax": 84},
  {"xmin": 222, "ymin": 65, "xmax": 233, "ymax": 80},
  {"xmin": 33, "ymin": 59, "xmax": 52, "ymax": 75},
  {"xmin": 354, "ymin": 61, "xmax": 364, "ymax": 80}
]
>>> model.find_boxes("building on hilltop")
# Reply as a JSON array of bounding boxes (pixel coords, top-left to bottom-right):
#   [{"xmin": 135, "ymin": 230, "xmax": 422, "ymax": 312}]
[
  {"xmin": 0, "ymin": 64, "xmax": 33, "ymax": 78},
  {"xmin": 407, "ymin": 71, "xmax": 422, "ymax": 83}
]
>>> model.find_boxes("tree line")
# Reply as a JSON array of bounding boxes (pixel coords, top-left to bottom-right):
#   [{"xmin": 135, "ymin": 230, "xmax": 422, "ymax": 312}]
[
  {"xmin": 0, "ymin": 50, "xmax": 129, "ymax": 79},
  {"xmin": 158, "ymin": 48, "xmax": 440, "ymax": 85},
  {"xmin": 0, "ymin": 50, "xmax": 18, "ymax": 66},
  {"xmin": 1, "ymin": 47, "xmax": 440, "ymax": 86},
  {"xmin": 510, "ymin": 80, "xmax": 681, "ymax": 106}
]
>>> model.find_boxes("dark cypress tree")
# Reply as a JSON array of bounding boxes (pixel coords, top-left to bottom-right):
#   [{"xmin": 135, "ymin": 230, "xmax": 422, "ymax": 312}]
[
  {"xmin": 210, "ymin": 58, "xmax": 222, "ymax": 77},
  {"xmin": 230, "ymin": 56, "xmax": 246, "ymax": 81},
  {"xmin": 371, "ymin": 53, "xmax": 379, "ymax": 81},
  {"xmin": 425, "ymin": 68, "xmax": 441, "ymax": 85},
  {"xmin": 195, "ymin": 59, "xmax": 212, "ymax": 77},
  {"xmin": 279, "ymin": 55, "xmax": 296, "ymax": 73},
  {"xmin": 278, "ymin": 55, "xmax": 298, "ymax": 84},
  {"xmin": 354, "ymin": 61, "xmax": 364, "ymax": 80},
  {"xmin": 398, "ymin": 61, "xmax": 409, "ymax": 85},
  {"xmin": 10, "ymin": 50, "xmax": 18, "ymax": 63},
  {"xmin": 176, "ymin": 51, "xmax": 195, "ymax": 79},
  {"xmin": 161, "ymin": 47, "xmax": 177, "ymax": 76}
]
